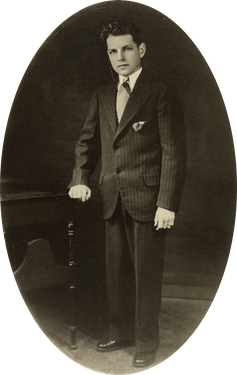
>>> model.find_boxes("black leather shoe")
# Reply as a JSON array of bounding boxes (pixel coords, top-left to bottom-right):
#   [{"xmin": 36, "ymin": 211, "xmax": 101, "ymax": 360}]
[
  {"xmin": 133, "ymin": 351, "xmax": 156, "ymax": 367},
  {"xmin": 97, "ymin": 340, "xmax": 122, "ymax": 352}
]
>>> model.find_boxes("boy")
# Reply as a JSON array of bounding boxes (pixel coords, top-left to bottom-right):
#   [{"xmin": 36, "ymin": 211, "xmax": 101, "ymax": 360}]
[{"xmin": 69, "ymin": 21, "xmax": 186, "ymax": 367}]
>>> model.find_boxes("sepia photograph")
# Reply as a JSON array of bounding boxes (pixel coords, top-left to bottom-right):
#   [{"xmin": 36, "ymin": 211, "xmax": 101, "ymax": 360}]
[{"xmin": 1, "ymin": 1, "xmax": 236, "ymax": 374}]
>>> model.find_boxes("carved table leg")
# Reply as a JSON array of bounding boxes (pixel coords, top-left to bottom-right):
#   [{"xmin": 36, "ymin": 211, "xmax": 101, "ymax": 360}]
[{"xmin": 68, "ymin": 220, "xmax": 77, "ymax": 349}]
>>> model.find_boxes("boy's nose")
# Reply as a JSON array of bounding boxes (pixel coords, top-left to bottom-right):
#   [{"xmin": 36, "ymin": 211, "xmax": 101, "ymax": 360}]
[{"xmin": 118, "ymin": 50, "xmax": 124, "ymax": 60}]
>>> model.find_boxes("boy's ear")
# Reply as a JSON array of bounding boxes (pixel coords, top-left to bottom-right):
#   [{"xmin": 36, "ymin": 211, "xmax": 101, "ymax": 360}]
[{"xmin": 139, "ymin": 43, "xmax": 146, "ymax": 58}]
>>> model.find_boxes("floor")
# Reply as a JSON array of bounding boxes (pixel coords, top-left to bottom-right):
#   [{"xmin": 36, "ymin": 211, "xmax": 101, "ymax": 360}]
[
  {"xmin": 10, "ymin": 234, "xmax": 224, "ymax": 374},
  {"xmin": 21, "ymin": 284, "xmax": 212, "ymax": 374}
]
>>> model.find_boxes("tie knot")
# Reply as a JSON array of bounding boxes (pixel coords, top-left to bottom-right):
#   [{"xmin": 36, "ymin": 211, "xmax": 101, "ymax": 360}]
[{"xmin": 122, "ymin": 79, "xmax": 130, "ymax": 94}]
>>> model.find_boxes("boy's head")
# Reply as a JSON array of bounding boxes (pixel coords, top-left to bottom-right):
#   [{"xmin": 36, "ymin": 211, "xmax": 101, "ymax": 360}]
[{"xmin": 100, "ymin": 21, "xmax": 146, "ymax": 78}]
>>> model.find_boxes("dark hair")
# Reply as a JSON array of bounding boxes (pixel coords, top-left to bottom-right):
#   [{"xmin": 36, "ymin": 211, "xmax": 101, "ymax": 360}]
[{"xmin": 100, "ymin": 21, "xmax": 142, "ymax": 47}]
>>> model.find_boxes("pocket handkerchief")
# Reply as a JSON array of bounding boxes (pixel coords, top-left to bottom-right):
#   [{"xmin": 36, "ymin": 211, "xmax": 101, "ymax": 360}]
[{"xmin": 132, "ymin": 121, "xmax": 146, "ymax": 132}]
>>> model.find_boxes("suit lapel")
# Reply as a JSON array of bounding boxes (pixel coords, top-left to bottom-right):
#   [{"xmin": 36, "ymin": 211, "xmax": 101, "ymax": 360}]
[
  {"xmin": 101, "ymin": 81, "xmax": 118, "ymax": 133},
  {"xmin": 114, "ymin": 72, "xmax": 153, "ymax": 140},
  {"xmin": 100, "ymin": 71, "xmax": 154, "ymax": 136}
]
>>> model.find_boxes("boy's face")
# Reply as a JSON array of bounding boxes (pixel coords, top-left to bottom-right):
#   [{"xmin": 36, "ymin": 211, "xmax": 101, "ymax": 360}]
[{"xmin": 107, "ymin": 34, "xmax": 146, "ymax": 77}]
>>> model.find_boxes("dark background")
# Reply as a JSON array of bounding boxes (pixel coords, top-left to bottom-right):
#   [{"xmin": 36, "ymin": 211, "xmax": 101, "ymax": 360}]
[
  {"xmin": 2, "ymin": 2, "xmax": 236, "ymax": 238},
  {"xmin": 1, "ymin": 1, "xmax": 236, "ymax": 292}
]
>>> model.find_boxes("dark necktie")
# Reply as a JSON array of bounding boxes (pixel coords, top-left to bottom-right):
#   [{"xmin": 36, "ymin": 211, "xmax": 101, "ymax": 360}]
[{"xmin": 116, "ymin": 79, "xmax": 131, "ymax": 123}]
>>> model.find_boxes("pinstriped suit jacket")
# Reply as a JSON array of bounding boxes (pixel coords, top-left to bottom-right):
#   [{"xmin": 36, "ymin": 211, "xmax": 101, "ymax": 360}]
[{"xmin": 69, "ymin": 70, "xmax": 187, "ymax": 222}]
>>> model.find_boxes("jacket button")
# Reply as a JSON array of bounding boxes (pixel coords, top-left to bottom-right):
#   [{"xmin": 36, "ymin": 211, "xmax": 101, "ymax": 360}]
[
  {"xmin": 116, "ymin": 168, "xmax": 121, "ymax": 174},
  {"xmin": 114, "ymin": 144, "xmax": 120, "ymax": 151}
]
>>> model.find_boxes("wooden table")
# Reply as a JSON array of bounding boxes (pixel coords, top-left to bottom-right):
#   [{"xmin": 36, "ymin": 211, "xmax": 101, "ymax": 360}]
[{"xmin": 1, "ymin": 179, "xmax": 79, "ymax": 349}]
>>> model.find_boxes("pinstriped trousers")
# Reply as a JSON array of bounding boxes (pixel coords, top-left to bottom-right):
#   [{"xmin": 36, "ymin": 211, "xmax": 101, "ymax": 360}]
[{"xmin": 105, "ymin": 196, "xmax": 166, "ymax": 353}]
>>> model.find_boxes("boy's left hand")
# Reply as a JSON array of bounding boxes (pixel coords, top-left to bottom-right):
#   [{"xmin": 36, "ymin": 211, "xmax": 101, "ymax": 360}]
[{"xmin": 154, "ymin": 207, "xmax": 175, "ymax": 230}]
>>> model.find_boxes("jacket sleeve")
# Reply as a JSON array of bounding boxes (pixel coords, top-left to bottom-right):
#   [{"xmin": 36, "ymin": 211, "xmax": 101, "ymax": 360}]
[
  {"xmin": 156, "ymin": 85, "xmax": 187, "ymax": 212},
  {"xmin": 68, "ymin": 88, "xmax": 101, "ymax": 188}
]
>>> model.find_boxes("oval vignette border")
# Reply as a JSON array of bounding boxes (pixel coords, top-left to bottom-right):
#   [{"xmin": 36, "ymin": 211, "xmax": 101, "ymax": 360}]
[{"xmin": 0, "ymin": 3, "xmax": 236, "ymax": 374}]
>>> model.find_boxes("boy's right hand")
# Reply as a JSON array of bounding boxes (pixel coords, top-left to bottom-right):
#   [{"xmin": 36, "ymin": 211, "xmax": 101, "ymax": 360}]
[{"xmin": 68, "ymin": 185, "xmax": 91, "ymax": 203}]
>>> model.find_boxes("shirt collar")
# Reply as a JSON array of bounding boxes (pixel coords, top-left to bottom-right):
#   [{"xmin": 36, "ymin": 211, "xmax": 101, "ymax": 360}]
[{"xmin": 118, "ymin": 67, "xmax": 142, "ymax": 92}]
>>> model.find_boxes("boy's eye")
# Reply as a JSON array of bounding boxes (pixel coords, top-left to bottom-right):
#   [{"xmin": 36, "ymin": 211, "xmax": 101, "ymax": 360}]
[{"xmin": 108, "ymin": 50, "xmax": 116, "ymax": 55}]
